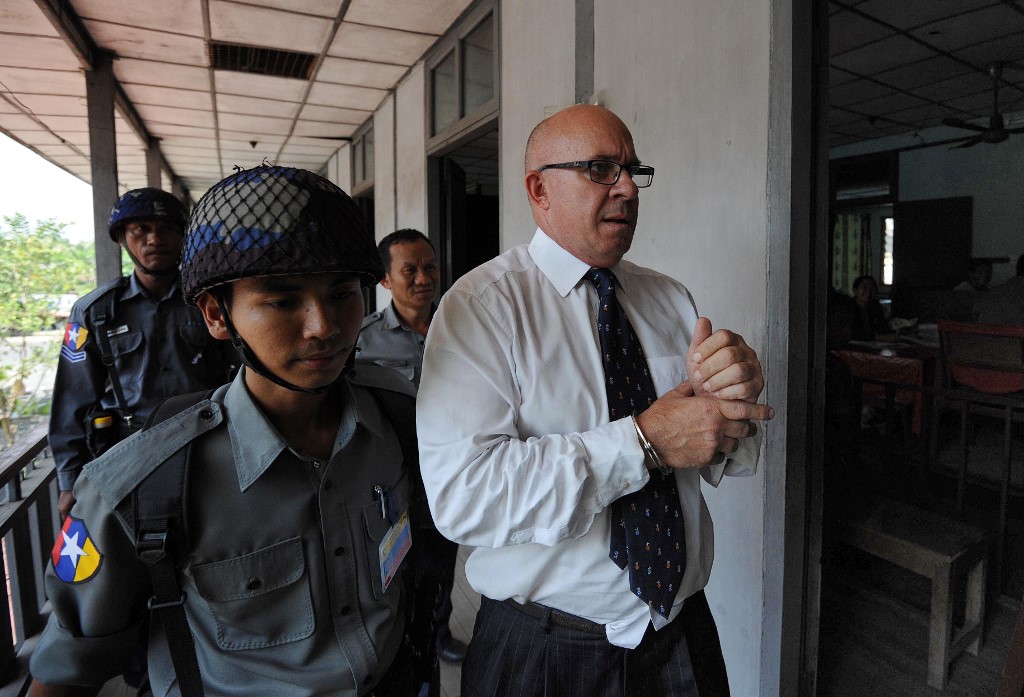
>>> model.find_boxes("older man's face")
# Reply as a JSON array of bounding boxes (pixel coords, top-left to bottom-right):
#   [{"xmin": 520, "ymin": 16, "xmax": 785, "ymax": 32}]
[{"xmin": 531, "ymin": 108, "xmax": 641, "ymax": 269}]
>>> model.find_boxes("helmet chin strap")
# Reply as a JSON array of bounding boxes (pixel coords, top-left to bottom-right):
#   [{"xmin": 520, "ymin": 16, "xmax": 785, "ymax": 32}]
[{"xmin": 216, "ymin": 296, "xmax": 343, "ymax": 395}]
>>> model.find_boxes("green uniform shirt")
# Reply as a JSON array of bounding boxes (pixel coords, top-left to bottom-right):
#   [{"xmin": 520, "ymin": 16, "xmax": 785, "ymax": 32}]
[{"xmin": 32, "ymin": 367, "xmax": 413, "ymax": 696}]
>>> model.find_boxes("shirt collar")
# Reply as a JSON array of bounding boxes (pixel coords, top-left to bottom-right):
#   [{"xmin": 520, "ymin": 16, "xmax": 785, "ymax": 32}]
[
  {"xmin": 380, "ymin": 301, "xmax": 436, "ymax": 332},
  {"xmin": 125, "ymin": 272, "xmax": 182, "ymax": 302},
  {"xmin": 379, "ymin": 302, "xmax": 404, "ymax": 330},
  {"xmin": 224, "ymin": 368, "xmax": 377, "ymax": 491},
  {"xmin": 528, "ymin": 227, "xmax": 629, "ymax": 297}
]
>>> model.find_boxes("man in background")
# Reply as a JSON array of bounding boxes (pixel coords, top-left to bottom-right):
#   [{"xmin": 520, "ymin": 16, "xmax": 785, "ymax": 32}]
[
  {"xmin": 357, "ymin": 229, "xmax": 468, "ymax": 679},
  {"xmin": 954, "ymin": 258, "xmax": 993, "ymax": 291}
]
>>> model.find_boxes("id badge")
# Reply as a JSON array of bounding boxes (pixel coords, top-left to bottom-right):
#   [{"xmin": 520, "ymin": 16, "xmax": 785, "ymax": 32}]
[{"xmin": 378, "ymin": 510, "xmax": 412, "ymax": 593}]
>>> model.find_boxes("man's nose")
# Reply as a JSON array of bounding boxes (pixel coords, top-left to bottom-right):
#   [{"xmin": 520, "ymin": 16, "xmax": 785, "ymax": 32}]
[
  {"xmin": 612, "ymin": 169, "xmax": 640, "ymax": 199},
  {"xmin": 303, "ymin": 300, "xmax": 340, "ymax": 338}
]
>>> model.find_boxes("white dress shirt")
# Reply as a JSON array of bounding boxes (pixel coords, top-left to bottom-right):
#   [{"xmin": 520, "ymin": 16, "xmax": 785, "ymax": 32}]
[{"xmin": 417, "ymin": 228, "xmax": 761, "ymax": 649}]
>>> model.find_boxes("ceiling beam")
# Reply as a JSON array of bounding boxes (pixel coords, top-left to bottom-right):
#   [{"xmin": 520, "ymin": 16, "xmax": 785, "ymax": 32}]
[{"xmin": 32, "ymin": 0, "xmax": 95, "ymax": 71}]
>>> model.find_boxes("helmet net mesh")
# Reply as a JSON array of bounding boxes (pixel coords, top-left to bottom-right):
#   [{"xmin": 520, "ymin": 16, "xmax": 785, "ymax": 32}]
[{"xmin": 180, "ymin": 166, "xmax": 382, "ymax": 303}]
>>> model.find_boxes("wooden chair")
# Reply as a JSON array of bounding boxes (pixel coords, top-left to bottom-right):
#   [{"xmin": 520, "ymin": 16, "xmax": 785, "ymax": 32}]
[{"xmin": 933, "ymin": 321, "xmax": 1024, "ymax": 594}]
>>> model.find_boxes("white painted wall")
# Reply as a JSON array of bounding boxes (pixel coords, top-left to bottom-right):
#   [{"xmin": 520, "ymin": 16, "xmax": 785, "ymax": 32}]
[
  {"xmin": 593, "ymin": 2, "xmax": 773, "ymax": 693},
  {"xmin": 899, "ymin": 139, "xmax": 1024, "ymax": 286},
  {"xmin": 373, "ymin": 96, "xmax": 397, "ymax": 310},
  {"xmin": 498, "ymin": 0, "xmax": 576, "ymax": 246},
  {"xmin": 395, "ymin": 63, "xmax": 429, "ymax": 233}
]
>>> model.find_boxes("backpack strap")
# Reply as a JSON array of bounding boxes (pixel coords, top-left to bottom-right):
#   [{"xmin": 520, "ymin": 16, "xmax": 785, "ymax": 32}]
[
  {"xmin": 88, "ymin": 277, "xmax": 135, "ymax": 428},
  {"xmin": 133, "ymin": 390, "xmax": 214, "ymax": 697}
]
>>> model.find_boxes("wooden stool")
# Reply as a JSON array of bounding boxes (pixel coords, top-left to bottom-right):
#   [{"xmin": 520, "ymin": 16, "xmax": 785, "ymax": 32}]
[{"xmin": 838, "ymin": 498, "xmax": 988, "ymax": 689}]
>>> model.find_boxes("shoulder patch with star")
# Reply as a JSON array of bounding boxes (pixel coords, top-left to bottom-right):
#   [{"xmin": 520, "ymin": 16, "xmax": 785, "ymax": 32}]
[
  {"xmin": 60, "ymin": 322, "xmax": 89, "ymax": 363},
  {"xmin": 52, "ymin": 516, "xmax": 103, "ymax": 583}
]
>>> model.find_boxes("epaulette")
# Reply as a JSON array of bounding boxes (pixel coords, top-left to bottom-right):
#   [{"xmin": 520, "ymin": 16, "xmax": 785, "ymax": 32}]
[
  {"xmin": 347, "ymin": 364, "xmax": 417, "ymax": 399},
  {"xmin": 360, "ymin": 311, "xmax": 384, "ymax": 330},
  {"xmin": 81, "ymin": 397, "xmax": 224, "ymax": 511},
  {"xmin": 74, "ymin": 275, "xmax": 130, "ymax": 312}
]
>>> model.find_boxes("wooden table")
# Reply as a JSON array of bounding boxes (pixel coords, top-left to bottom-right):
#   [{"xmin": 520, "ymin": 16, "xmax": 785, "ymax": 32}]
[{"xmin": 833, "ymin": 343, "xmax": 934, "ymax": 434}]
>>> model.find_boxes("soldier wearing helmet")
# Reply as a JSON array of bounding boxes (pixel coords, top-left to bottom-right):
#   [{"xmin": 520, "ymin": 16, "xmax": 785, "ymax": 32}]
[
  {"xmin": 47, "ymin": 188, "xmax": 237, "ymax": 520},
  {"xmin": 31, "ymin": 167, "xmax": 417, "ymax": 696}
]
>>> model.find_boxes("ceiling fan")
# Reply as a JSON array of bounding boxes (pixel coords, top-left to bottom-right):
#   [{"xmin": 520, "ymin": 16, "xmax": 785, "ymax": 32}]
[{"xmin": 942, "ymin": 62, "xmax": 1024, "ymax": 148}]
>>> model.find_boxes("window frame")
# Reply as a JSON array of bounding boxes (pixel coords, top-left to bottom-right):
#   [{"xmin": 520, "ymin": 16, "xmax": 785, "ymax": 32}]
[{"xmin": 425, "ymin": 1, "xmax": 498, "ymax": 153}]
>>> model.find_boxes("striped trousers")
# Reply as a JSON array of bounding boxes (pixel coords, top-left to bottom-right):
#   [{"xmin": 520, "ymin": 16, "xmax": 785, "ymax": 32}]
[{"xmin": 461, "ymin": 591, "xmax": 730, "ymax": 697}]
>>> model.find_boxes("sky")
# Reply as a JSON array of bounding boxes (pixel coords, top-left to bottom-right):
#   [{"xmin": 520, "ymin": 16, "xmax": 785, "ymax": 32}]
[{"xmin": 0, "ymin": 133, "xmax": 94, "ymax": 243}]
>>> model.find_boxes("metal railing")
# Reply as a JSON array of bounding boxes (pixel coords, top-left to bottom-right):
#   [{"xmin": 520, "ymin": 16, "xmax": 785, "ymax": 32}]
[{"xmin": 0, "ymin": 424, "xmax": 57, "ymax": 695}]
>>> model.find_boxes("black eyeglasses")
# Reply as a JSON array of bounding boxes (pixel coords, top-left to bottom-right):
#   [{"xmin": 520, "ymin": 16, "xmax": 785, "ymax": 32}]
[{"xmin": 537, "ymin": 160, "xmax": 655, "ymax": 188}]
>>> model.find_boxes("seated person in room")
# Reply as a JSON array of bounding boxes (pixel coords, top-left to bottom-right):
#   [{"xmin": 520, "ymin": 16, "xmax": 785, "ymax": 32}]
[
  {"xmin": 954, "ymin": 258, "xmax": 993, "ymax": 291},
  {"xmin": 851, "ymin": 275, "xmax": 891, "ymax": 341},
  {"xmin": 976, "ymin": 254, "xmax": 1024, "ymax": 326}
]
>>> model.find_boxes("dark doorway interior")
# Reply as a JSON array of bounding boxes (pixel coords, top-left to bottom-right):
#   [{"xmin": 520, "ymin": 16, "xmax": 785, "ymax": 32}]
[
  {"xmin": 355, "ymin": 195, "xmax": 376, "ymax": 313},
  {"xmin": 431, "ymin": 128, "xmax": 499, "ymax": 292}
]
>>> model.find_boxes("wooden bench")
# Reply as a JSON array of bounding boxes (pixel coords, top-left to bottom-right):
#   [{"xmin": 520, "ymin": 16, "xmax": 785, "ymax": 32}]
[{"xmin": 837, "ymin": 498, "xmax": 988, "ymax": 689}]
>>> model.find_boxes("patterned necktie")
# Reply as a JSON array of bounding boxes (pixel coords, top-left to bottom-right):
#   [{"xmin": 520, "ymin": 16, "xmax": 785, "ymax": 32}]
[{"xmin": 588, "ymin": 267, "xmax": 685, "ymax": 619}]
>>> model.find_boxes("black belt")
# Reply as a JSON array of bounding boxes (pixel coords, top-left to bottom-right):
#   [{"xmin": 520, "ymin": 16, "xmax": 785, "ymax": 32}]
[{"xmin": 499, "ymin": 598, "xmax": 606, "ymax": 635}]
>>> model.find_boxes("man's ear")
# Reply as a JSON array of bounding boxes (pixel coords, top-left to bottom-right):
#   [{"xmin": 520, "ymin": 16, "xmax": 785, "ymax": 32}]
[
  {"xmin": 524, "ymin": 171, "xmax": 550, "ymax": 210},
  {"xmin": 380, "ymin": 272, "xmax": 393, "ymax": 291},
  {"xmin": 195, "ymin": 291, "xmax": 232, "ymax": 340}
]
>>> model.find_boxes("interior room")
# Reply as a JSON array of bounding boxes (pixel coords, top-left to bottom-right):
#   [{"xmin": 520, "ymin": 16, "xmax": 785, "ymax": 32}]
[{"xmin": 818, "ymin": 2, "xmax": 1024, "ymax": 694}]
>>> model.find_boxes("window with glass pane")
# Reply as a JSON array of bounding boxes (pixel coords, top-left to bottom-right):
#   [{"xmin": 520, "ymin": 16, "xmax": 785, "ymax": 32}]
[
  {"xmin": 432, "ymin": 51, "xmax": 457, "ymax": 134},
  {"xmin": 462, "ymin": 14, "xmax": 494, "ymax": 115},
  {"xmin": 882, "ymin": 216, "xmax": 895, "ymax": 286},
  {"xmin": 364, "ymin": 128, "xmax": 374, "ymax": 181},
  {"xmin": 354, "ymin": 137, "xmax": 364, "ymax": 183}
]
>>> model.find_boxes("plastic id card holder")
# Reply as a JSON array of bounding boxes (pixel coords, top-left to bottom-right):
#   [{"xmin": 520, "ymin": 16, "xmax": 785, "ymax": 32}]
[{"xmin": 378, "ymin": 510, "xmax": 412, "ymax": 593}]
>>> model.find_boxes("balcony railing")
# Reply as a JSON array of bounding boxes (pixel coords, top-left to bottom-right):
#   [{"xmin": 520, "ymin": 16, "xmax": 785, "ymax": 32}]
[{"xmin": 0, "ymin": 424, "xmax": 57, "ymax": 696}]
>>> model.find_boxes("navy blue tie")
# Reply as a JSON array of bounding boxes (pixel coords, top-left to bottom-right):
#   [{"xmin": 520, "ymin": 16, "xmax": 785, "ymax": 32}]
[{"xmin": 588, "ymin": 268, "xmax": 685, "ymax": 619}]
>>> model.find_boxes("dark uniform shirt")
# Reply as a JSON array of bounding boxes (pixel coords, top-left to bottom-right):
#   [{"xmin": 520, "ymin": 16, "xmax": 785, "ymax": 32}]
[
  {"xmin": 31, "ymin": 367, "xmax": 414, "ymax": 696},
  {"xmin": 48, "ymin": 273, "xmax": 236, "ymax": 490},
  {"xmin": 356, "ymin": 303, "xmax": 431, "ymax": 387}
]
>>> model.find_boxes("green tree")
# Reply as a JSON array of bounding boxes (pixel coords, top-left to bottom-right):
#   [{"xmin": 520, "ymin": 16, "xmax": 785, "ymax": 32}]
[{"xmin": 0, "ymin": 214, "xmax": 95, "ymax": 445}]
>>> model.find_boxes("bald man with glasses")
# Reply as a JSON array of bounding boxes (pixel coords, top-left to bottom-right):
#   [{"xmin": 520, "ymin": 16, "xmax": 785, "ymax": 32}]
[{"xmin": 417, "ymin": 105, "xmax": 774, "ymax": 696}]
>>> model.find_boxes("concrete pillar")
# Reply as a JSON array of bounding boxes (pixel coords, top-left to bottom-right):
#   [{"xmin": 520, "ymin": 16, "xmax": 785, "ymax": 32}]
[
  {"xmin": 146, "ymin": 138, "xmax": 162, "ymax": 188},
  {"xmin": 86, "ymin": 52, "xmax": 121, "ymax": 283},
  {"xmin": 574, "ymin": 0, "xmax": 594, "ymax": 103}
]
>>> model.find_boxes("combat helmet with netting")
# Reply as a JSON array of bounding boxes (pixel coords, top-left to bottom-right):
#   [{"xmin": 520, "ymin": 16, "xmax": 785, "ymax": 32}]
[{"xmin": 180, "ymin": 165, "xmax": 382, "ymax": 305}]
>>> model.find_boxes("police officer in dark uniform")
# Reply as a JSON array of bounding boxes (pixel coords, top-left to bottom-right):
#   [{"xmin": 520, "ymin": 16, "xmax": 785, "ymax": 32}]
[{"xmin": 48, "ymin": 188, "xmax": 237, "ymax": 519}]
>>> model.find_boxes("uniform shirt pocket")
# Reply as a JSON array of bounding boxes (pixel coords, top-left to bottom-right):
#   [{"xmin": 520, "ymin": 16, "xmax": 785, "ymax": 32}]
[
  {"xmin": 108, "ymin": 329, "xmax": 143, "ymax": 357},
  {"xmin": 361, "ymin": 474, "xmax": 411, "ymax": 601},
  {"xmin": 191, "ymin": 536, "xmax": 314, "ymax": 650}
]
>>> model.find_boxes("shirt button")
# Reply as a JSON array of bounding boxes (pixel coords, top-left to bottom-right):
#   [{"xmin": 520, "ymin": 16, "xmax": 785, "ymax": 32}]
[
  {"xmin": 323, "ymin": 479, "xmax": 333, "ymax": 491},
  {"xmin": 341, "ymin": 606, "xmax": 352, "ymax": 616},
  {"xmin": 246, "ymin": 578, "xmax": 262, "ymax": 591},
  {"xmin": 363, "ymin": 675, "xmax": 374, "ymax": 686},
  {"xmin": 334, "ymin": 547, "xmax": 345, "ymax": 556}
]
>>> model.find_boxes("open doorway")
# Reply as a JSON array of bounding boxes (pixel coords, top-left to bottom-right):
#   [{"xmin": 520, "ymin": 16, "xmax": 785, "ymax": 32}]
[
  {"xmin": 428, "ymin": 127, "xmax": 500, "ymax": 291},
  {"xmin": 813, "ymin": 2, "xmax": 1024, "ymax": 694}
]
